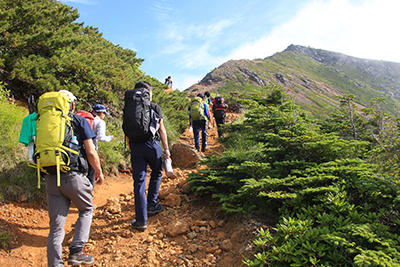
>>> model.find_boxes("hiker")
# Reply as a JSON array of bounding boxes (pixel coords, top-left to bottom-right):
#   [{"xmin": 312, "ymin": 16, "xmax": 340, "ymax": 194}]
[
  {"xmin": 122, "ymin": 81, "xmax": 170, "ymax": 231},
  {"xmin": 213, "ymin": 96, "xmax": 228, "ymax": 138},
  {"xmin": 204, "ymin": 91, "xmax": 213, "ymax": 129},
  {"xmin": 91, "ymin": 103, "xmax": 114, "ymax": 150},
  {"xmin": 46, "ymin": 90, "xmax": 104, "ymax": 266},
  {"xmin": 188, "ymin": 93, "xmax": 210, "ymax": 152},
  {"xmin": 204, "ymin": 91, "xmax": 212, "ymax": 106},
  {"xmin": 76, "ymin": 104, "xmax": 112, "ymax": 187},
  {"xmin": 164, "ymin": 76, "xmax": 173, "ymax": 88}
]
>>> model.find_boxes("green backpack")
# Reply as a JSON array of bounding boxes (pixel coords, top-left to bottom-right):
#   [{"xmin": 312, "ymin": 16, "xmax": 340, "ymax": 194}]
[
  {"xmin": 188, "ymin": 96, "xmax": 206, "ymax": 121},
  {"xmin": 29, "ymin": 92, "xmax": 79, "ymax": 188}
]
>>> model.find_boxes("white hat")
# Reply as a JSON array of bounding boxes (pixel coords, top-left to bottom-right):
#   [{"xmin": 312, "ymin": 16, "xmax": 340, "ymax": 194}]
[{"xmin": 59, "ymin": 90, "xmax": 77, "ymax": 102}]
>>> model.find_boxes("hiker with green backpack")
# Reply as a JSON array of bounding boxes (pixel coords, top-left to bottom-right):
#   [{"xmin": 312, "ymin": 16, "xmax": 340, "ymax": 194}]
[
  {"xmin": 188, "ymin": 93, "xmax": 210, "ymax": 152},
  {"xmin": 25, "ymin": 90, "xmax": 104, "ymax": 266}
]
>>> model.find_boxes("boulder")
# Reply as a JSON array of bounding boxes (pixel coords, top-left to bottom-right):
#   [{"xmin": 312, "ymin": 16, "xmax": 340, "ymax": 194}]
[
  {"xmin": 166, "ymin": 220, "xmax": 190, "ymax": 237},
  {"xmin": 171, "ymin": 141, "xmax": 202, "ymax": 168},
  {"xmin": 164, "ymin": 193, "xmax": 181, "ymax": 207},
  {"xmin": 220, "ymin": 239, "xmax": 233, "ymax": 251},
  {"xmin": 106, "ymin": 197, "xmax": 121, "ymax": 214}
]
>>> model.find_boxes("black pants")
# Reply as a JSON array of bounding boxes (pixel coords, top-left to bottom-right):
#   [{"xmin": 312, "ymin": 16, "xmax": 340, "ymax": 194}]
[{"xmin": 214, "ymin": 114, "xmax": 225, "ymax": 138}]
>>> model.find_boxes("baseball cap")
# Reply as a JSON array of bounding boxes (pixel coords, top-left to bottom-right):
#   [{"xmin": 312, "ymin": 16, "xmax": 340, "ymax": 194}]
[
  {"xmin": 59, "ymin": 90, "xmax": 77, "ymax": 102},
  {"xmin": 92, "ymin": 104, "xmax": 110, "ymax": 115}
]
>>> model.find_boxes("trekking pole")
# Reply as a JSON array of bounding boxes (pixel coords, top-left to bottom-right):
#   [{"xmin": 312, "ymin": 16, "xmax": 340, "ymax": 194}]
[{"xmin": 28, "ymin": 94, "xmax": 33, "ymax": 114}]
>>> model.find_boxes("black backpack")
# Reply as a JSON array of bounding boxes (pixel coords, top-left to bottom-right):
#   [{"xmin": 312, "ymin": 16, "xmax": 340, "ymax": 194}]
[{"xmin": 122, "ymin": 87, "xmax": 161, "ymax": 142}]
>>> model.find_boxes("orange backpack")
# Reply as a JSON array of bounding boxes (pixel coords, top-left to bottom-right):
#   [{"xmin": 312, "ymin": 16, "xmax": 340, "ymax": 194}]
[{"xmin": 75, "ymin": 110, "xmax": 94, "ymax": 129}]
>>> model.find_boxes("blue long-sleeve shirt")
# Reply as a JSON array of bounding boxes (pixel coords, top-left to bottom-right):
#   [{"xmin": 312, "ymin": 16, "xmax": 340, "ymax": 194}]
[{"xmin": 204, "ymin": 102, "xmax": 210, "ymax": 121}]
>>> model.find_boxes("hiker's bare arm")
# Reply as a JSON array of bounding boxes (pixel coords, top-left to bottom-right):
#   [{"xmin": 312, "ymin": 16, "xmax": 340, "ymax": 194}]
[
  {"xmin": 83, "ymin": 138, "xmax": 104, "ymax": 185},
  {"xmin": 159, "ymin": 120, "xmax": 170, "ymax": 159}
]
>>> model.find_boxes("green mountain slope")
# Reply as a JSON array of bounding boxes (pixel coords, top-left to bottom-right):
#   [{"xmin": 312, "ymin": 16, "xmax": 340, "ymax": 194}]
[{"xmin": 187, "ymin": 44, "xmax": 400, "ymax": 118}]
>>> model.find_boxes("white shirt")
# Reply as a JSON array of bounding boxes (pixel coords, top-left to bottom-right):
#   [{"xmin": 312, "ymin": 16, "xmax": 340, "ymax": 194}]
[{"xmin": 93, "ymin": 116, "xmax": 112, "ymax": 150}]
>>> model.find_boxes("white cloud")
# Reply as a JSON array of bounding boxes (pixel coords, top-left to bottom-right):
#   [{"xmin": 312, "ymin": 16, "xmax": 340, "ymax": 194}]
[
  {"xmin": 175, "ymin": 43, "xmax": 225, "ymax": 69},
  {"xmin": 150, "ymin": 0, "xmax": 174, "ymax": 21},
  {"xmin": 180, "ymin": 74, "xmax": 204, "ymax": 91},
  {"xmin": 156, "ymin": 18, "xmax": 239, "ymax": 72},
  {"xmin": 226, "ymin": 0, "xmax": 400, "ymax": 63},
  {"xmin": 161, "ymin": 18, "xmax": 237, "ymax": 41},
  {"xmin": 203, "ymin": 19, "xmax": 237, "ymax": 38}
]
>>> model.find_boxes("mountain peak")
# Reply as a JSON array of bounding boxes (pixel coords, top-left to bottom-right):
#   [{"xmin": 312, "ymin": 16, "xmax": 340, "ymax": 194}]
[
  {"xmin": 187, "ymin": 45, "xmax": 400, "ymax": 117},
  {"xmin": 284, "ymin": 44, "xmax": 356, "ymax": 64}
]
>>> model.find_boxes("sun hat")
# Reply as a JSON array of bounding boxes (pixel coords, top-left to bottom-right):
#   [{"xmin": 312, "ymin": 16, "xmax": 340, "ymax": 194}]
[
  {"xmin": 59, "ymin": 90, "xmax": 77, "ymax": 102},
  {"xmin": 92, "ymin": 104, "xmax": 110, "ymax": 115}
]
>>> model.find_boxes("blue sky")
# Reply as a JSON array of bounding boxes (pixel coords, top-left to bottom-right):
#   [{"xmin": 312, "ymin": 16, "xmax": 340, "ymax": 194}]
[{"xmin": 61, "ymin": 0, "xmax": 400, "ymax": 91}]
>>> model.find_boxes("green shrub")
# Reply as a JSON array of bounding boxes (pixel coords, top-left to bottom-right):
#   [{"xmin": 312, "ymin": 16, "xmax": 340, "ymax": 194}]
[
  {"xmin": 96, "ymin": 115, "xmax": 128, "ymax": 174},
  {"xmin": 187, "ymin": 86, "xmax": 400, "ymax": 266},
  {"xmin": 0, "ymin": 162, "xmax": 45, "ymax": 203},
  {"xmin": 0, "ymin": 86, "xmax": 45, "ymax": 203},
  {"xmin": 0, "ymin": 86, "xmax": 28, "ymax": 172},
  {"xmin": 0, "ymin": 232, "xmax": 12, "ymax": 251}
]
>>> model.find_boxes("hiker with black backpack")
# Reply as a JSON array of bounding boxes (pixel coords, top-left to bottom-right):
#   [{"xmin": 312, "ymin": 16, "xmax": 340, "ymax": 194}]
[
  {"xmin": 122, "ymin": 81, "xmax": 170, "ymax": 231},
  {"xmin": 38, "ymin": 90, "xmax": 104, "ymax": 266},
  {"xmin": 188, "ymin": 93, "xmax": 210, "ymax": 152},
  {"xmin": 212, "ymin": 96, "xmax": 228, "ymax": 138},
  {"xmin": 164, "ymin": 76, "xmax": 173, "ymax": 88}
]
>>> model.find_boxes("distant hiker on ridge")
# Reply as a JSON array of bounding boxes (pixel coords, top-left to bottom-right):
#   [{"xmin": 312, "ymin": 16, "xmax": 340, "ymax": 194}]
[{"xmin": 164, "ymin": 76, "xmax": 173, "ymax": 89}]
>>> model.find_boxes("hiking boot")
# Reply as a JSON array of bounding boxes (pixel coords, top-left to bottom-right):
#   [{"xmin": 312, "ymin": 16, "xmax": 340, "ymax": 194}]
[
  {"xmin": 68, "ymin": 251, "xmax": 94, "ymax": 265},
  {"xmin": 148, "ymin": 204, "xmax": 163, "ymax": 216},
  {"xmin": 131, "ymin": 219, "xmax": 147, "ymax": 231},
  {"xmin": 201, "ymin": 146, "xmax": 210, "ymax": 152}
]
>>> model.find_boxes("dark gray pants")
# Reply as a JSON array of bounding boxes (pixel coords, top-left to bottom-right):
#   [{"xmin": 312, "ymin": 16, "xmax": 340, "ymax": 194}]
[{"xmin": 45, "ymin": 171, "xmax": 94, "ymax": 267}]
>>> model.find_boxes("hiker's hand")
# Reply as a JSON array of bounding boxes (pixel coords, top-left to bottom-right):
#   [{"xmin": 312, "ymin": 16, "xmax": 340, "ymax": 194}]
[
  {"xmin": 164, "ymin": 149, "xmax": 171, "ymax": 159},
  {"xmin": 95, "ymin": 172, "xmax": 104, "ymax": 185}
]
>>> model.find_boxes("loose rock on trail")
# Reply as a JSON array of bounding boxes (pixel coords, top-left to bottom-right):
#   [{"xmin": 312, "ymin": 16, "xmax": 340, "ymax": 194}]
[{"xmin": 0, "ymin": 112, "xmax": 262, "ymax": 266}]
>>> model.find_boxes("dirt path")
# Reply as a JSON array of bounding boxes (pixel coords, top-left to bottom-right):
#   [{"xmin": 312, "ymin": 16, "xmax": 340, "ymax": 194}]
[{"xmin": 0, "ymin": 113, "xmax": 257, "ymax": 267}]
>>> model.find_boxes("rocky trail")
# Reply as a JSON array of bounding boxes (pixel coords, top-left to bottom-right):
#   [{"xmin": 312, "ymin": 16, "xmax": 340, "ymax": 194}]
[{"xmin": 0, "ymin": 113, "xmax": 261, "ymax": 267}]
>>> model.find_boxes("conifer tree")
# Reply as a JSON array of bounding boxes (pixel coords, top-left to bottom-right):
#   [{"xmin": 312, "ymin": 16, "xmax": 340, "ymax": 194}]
[
  {"xmin": 0, "ymin": 0, "xmax": 143, "ymax": 108},
  {"xmin": 188, "ymin": 86, "xmax": 400, "ymax": 266}
]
